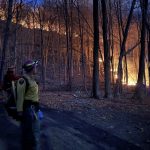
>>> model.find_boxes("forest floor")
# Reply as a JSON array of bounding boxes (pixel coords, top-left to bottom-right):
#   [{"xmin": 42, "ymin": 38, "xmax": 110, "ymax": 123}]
[{"xmin": 0, "ymin": 90, "xmax": 150, "ymax": 150}]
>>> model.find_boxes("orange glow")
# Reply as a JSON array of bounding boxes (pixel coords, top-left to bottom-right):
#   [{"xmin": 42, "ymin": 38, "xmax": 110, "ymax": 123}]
[
  {"xmin": 99, "ymin": 58, "xmax": 103, "ymax": 63},
  {"xmin": 0, "ymin": 8, "xmax": 149, "ymax": 88},
  {"xmin": 128, "ymin": 81, "xmax": 136, "ymax": 86},
  {"xmin": 122, "ymin": 80, "xmax": 136, "ymax": 86},
  {"xmin": 114, "ymin": 74, "xmax": 118, "ymax": 79}
]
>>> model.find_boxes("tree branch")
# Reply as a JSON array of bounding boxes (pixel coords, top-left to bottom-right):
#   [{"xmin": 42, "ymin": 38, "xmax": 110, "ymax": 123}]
[{"xmin": 123, "ymin": 42, "xmax": 140, "ymax": 56}]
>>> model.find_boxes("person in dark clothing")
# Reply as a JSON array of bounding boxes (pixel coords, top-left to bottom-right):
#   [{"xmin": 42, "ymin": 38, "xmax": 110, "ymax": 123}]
[
  {"xmin": 3, "ymin": 66, "xmax": 19, "ymax": 91},
  {"xmin": 3, "ymin": 66, "xmax": 20, "ymax": 117}
]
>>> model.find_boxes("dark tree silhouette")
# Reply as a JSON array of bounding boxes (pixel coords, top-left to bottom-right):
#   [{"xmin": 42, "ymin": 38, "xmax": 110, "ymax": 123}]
[
  {"xmin": 101, "ymin": 0, "xmax": 112, "ymax": 98},
  {"xmin": 0, "ymin": 0, "xmax": 13, "ymax": 82},
  {"xmin": 135, "ymin": 0, "xmax": 148, "ymax": 99},
  {"xmin": 115, "ymin": 0, "xmax": 136, "ymax": 96},
  {"xmin": 148, "ymin": 30, "xmax": 150, "ymax": 90},
  {"xmin": 92, "ymin": 0, "xmax": 100, "ymax": 98}
]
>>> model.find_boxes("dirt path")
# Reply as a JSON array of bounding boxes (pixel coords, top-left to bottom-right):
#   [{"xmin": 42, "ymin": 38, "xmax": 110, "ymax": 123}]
[
  {"xmin": 41, "ymin": 107, "xmax": 144, "ymax": 150},
  {"xmin": 0, "ymin": 105, "xmax": 142, "ymax": 150},
  {"xmin": 0, "ymin": 91, "xmax": 150, "ymax": 150}
]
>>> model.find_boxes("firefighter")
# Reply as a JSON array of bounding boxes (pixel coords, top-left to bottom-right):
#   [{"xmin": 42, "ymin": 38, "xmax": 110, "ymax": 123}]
[
  {"xmin": 3, "ymin": 66, "xmax": 19, "ymax": 117},
  {"xmin": 16, "ymin": 60, "xmax": 40, "ymax": 150},
  {"xmin": 3, "ymin": 66, "xmax": 19, "ymax": 92}
]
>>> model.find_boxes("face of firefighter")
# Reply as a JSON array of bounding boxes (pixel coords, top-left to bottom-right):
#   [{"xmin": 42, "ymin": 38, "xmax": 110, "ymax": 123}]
[{"xmin": 32, "ymin": 66, "xmax": 37, "ymax": 75}]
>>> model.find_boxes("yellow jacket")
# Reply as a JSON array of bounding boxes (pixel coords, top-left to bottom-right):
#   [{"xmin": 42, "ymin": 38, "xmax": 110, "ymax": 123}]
[{"xmin": 16, "ymin": 74, "xmax": 39, "ymax": 112}]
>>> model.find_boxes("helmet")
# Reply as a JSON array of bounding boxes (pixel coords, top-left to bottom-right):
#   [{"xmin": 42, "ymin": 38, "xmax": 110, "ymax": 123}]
[{"xmin": 22, "ymin": 60, "xmax": 38, "ymax": 72}]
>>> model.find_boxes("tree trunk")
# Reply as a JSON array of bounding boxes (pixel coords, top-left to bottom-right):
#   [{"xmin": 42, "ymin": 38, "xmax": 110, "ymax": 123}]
[
  {"xmin": 0, "ymin": 0, "xmax": 13, "ymax": 82},
  {"xmin": 108, "ymin": 0, "xmax": 115, "ymax": 86},
  {"xmin": 12, "ymin": 0, "xmax": 22, "ymax": 67},
  {"xmin": 134, "ymin": 0, "xmax": 148, "ymax": 99},
  {"xmin": 63, "ymin": 0, "xmax": 73, "ymax": 90},
  {"xmin": 116, "ymin": 0, "xmax": 136, "ymax": 96},
  {"xmin": 68, "ymin": 0, "xmax": 73, "ymax": 90},
  {"xmin": 38, "ymin": 8, "xmax": 46, "ymax": 90},
  {"xmin": 148, "ymin": 31, "xmax": 150, "ymax": 91},
  {"xmin": 124, "ymin": 54, "xmax": 128, "ymax": 85},
  {"xmin": 92, "ymin": 0, "xmax": 100, "ymax": 98},
  {"xmin": 101, "ymin": 0, "xmax": 112, "ymax": 98},
  {"xmin": 77, "ymin": 1, "xmax": 87, "ymax": 92}
]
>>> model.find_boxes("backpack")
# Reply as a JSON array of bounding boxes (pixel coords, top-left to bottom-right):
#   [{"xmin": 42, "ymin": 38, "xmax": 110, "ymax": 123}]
[{"xmin": 4, "ymin": 76, "xmax": 29, "ymax": 120}]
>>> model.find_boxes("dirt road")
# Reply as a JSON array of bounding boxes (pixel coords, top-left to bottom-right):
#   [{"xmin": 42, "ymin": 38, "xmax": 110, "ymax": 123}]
[{"xmin": 0, "ymin": 91, "xmax": 150, "ymax": 150}]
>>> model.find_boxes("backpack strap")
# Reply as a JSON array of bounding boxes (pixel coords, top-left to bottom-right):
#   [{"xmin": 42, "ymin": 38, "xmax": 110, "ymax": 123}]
[{"xmin": 22, "ymin": 76, "xmax": 29, "ymax": 94}]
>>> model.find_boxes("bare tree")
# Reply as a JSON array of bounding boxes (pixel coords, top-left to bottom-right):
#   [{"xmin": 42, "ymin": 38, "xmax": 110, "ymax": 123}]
[
  {"xmin": 101, "ymin": 0, "xmax": 112, "ymax": 98},
  {"xmin": 93, "ymin": 0, "xmax": 100, "ymax": 98},
  {"xmin": 76, "ymin": 0, "xmax": 87, "ymax": 92},
  {"xmin": 12, "ymin": 0, "xmax": 23, "ymax": 66},
  {"xmin": 0, "ymin": 0, "xmax": 14, "ymax": 82},
  {"xmin": 37, "ymin": 6, "xmax": 46, "ymax": 90},
  {"xmin": 63, "ymin": 0, "xmax": 73, "ymax": 90},
  {"xmin": 108, "ymin": 0, "xmax": 115, "ymax": 86},
  {"xmin": 134, "ymin": 0, "xmax": 148, "ymax": 99},
  {"xmin": 146, "ymin": 2, "xmax": 150, "ymax": 92},
  {"xmin": 148, "ymin": 29, "xmax": 150, "ymax": 91},
  {"xmin": 115, "ymin": 0, "xmax": 136, "ymax": 96}
]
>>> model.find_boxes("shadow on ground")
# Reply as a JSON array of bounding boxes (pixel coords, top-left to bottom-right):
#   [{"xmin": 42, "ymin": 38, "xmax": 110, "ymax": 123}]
[
  {"xmin": 40, "ymin": 106, "xmax": 142, "ymax": 150},
  {"xmin": 0, "ymin": 104, "xmax": 142, "ymax": 150}
]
